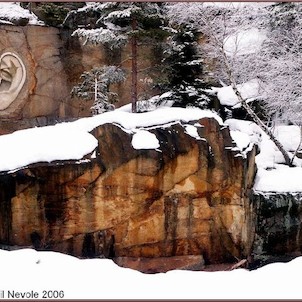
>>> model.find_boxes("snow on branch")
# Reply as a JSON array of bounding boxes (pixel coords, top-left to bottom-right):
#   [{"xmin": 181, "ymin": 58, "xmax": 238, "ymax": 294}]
[
  {"xmin": 71, "ymin": 66, "xmax": 125, "ymax": 115},
  {"xmin": 72, "ymin": 28, "xmax": 127, "ymax": 49}
]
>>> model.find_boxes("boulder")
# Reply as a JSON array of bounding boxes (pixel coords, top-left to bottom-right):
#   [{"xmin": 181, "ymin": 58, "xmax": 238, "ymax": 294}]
[{"xmin": 0, "ymin": 117, "xmax": 257, "ymax": 268}]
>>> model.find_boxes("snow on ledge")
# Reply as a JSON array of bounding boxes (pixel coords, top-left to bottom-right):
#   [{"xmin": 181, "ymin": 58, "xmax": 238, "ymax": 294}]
[
  {"xmin": 131, "ymin": 130, "xmax": 160, "ymax": 150},
  {"xmin": 225, "ymin": 118, "xmax": 302, "ymax": 193},
  {"xmin": 212, "ymin": 79, "xmax": 262, "ymax": 108},
  {"xmin": 0, "ymin": 107, "xmax": 222, "ymax": 173},
  {"xmin": 0, "ymin": 2, "xmax": 43, "ymax": 25}
]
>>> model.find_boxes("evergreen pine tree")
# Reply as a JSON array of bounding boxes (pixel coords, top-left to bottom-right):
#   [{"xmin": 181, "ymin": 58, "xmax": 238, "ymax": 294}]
[
  {"xmin": 71, "ymin": 2, "xmax": 168, "ymax": 113},
  {"xmin": 159, "ymin": 24, "xmax": 211, "ymax": 109}
]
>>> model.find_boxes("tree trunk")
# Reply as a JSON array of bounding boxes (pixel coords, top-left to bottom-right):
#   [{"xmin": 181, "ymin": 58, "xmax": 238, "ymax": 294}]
[
  {"xmin": 131, "ymin": 17, "xmax": 138, "ymax": 113},
  {"xmin": 233, "ymin": 87, "xmax": 292, "ymax": 166},
  {"xmin": 198, "ymin": 14, "xmax": 293, "ymax": 166},
  {"xmin": 291, "ymin": 125, "xmax": 302, "ymax": 166},
  {"xmin": 221, "ymin": 50, "xmax": 293, "ymax": 166},
  {"xmin": 94, "ymin": 76, "xmax": 98, "ymax": 104}
]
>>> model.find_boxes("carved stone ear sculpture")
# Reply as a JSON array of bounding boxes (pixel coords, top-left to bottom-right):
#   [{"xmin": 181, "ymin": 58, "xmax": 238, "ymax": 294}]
[{"xmin": 0, "ymin": 52, "xmax": 26, "ymax": 110}]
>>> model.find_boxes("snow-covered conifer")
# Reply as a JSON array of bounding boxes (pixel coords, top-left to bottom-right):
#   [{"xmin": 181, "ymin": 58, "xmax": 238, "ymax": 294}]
[
  {"xmin": 71, "ymin": 2, "xmax": 168, "ymax": 113},
  {"xmin": 159, "ymin": 22, "xmax": 211, "ymax": 109}
]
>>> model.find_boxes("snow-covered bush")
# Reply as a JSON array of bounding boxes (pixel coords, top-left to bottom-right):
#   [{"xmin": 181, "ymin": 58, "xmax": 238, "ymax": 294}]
[
  {"xmin": 71, "ymin": 66, "xmax": 125, "ymax": 115},
  {"xmin": 255, "ymin": 3, "xmax": 302, "ymax": 126}
]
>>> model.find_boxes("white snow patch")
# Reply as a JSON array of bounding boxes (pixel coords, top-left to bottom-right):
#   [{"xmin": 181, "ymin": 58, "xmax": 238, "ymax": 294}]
[
  {"xmin": 132, "ymin": 130, "xmax": 160, "ymax": 150},
  {"xmin": 225, "ymin": 118, "xmax": 262, "ymax": 145},
  {"xmin": 0, "ymin": 126, "xmax": 97, "ymax": 172},
  {"xmin": 226, "ymin": 119, "xmax": 302, "ymax": 193},
  {"xmin": 0, "ymin": 2, "xmax": 43, "ymax": 25},
  {"xmin": 253, "ymin": 124, "xmax": 302, "ymax": 193},
  {"xmin": 229, "ymin": 130, "xmax": 251, "ymax": 151},
  {"xmin": 184, "ymin": 125, "xmax": 202, "ymax": 140},
  {"xmin": 91, "ymin": 151, "xmax": 96, "ymax": 159},
  {"xmin": 255, "ymin": 125, "xmax": 302, "ymax": 171},
  {"xmin": 213, "ymin": 79, "xmax": 262, "ymax": 107},
  {"xmin": 0, "ymin": 19, "xmax": 13, "ymax": 25},
  {"xmin": 0, "ymin": 248, "xmax": 302, "ymax": 299},
  {"xmin": 224, "ymin": 28, "xmax": 266, "ymax": 56},
  {"xmin": 106, "ymin": 8, "xmax": 133, "ymax": 20},
  {"xmin": 254, "ymin": 165, "xmax": 302, "ymax": 193},
  {"xmin": 225, "ymin": 119, "xmax": 261, "ymax": 157},
  {"xmin": 273, "ymin": 125, "xmax": 302, "ymax": 152}
]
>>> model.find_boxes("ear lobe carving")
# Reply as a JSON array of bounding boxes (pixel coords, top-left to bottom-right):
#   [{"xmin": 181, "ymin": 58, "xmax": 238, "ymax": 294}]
[{"xmin": 0, "ymin": 52, "xmax": 26, "ymax": 110}]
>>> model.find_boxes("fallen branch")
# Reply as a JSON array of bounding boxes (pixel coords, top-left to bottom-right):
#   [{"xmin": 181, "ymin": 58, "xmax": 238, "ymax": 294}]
[{"xmin": 227, "ymin": 259, "xmax": 247, "ymax": 271}]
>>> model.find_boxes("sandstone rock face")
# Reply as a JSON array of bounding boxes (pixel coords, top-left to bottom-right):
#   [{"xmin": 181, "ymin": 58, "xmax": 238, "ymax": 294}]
[
  {"xmin": 0, "ymin": 25, "xmax": 70, "ymax": 134},
  {"xmin": 0, "ymin": 24, "xmax": 162, "ymax": 134},
  {"xmin": 0, "ymin": 118, "xmax": 257, "ymax": 266},
  {"xmin": 60, "ymin": 31, "xmax": 161, "ymax": 112}
]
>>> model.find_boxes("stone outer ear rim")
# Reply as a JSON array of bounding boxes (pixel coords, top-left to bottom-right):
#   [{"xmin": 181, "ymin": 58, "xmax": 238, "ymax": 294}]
[{"xmin": 0, "ymin": 51, "xmax": 26, "ymax": 111}]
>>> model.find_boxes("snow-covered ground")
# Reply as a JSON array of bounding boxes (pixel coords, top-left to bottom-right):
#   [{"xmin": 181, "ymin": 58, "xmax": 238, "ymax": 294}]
[
  {"xmin": 0, "ymin": 248, "xmax": 302, "ymax": 299},
  {"xmin": 1, "ymin": 1, "xmax": 302, "ymax": 299},
  {"xmin": 227, "ymin": 118, "xmax": 302, "ymax": 193}
]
